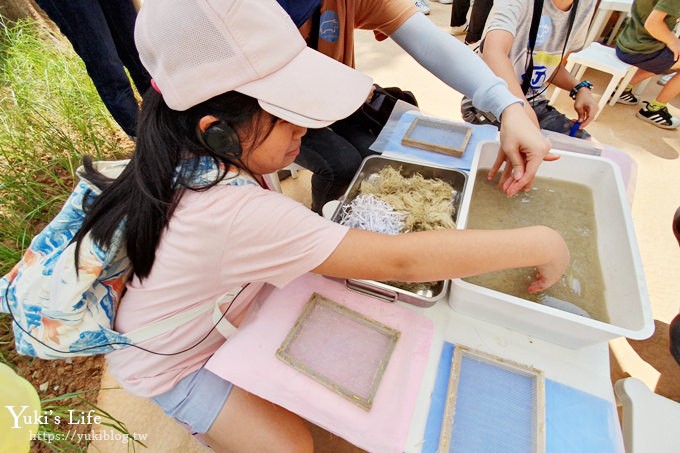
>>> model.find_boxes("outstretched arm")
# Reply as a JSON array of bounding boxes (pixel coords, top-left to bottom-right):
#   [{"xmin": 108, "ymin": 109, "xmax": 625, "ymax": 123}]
[
  {"xmin": 391, "ymin": 13, "xmax": 519, "ymax": 120},
  {"xmin": 314, "ymin": 225, "xmax": 570, "ymax": 294},
  {"xmin": 390, "ymin": 13, "xmax": 554, "ymax": 196}
]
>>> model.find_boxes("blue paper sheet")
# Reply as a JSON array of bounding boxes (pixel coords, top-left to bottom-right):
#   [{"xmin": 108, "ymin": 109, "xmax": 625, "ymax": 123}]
[
  {"xmin": 380, "ymin": 112, "xmax": 498, "ymax": 171},
  {"xmin": 422, "ymin": 342, "xmax": 455, "ymax": 453},
  {"xmin": 423, "ymin": 342, "xmax": 621, "ymax": 453}
]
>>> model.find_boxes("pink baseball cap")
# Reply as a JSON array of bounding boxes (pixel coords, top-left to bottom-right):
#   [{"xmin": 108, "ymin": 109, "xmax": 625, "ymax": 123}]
[{"xmin": 135, "ymin": 0, "xmax": 373, "ymax": 128}]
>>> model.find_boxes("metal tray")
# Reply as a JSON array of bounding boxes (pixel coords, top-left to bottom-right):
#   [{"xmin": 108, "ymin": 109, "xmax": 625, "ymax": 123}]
[{"xmin": 330, "ymin": 155, "xmax": 467, "ymax": 307}]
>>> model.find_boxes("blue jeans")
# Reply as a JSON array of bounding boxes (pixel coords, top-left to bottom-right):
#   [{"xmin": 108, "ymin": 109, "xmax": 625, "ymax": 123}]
[
  {"xmin": 295, "ymin": 114, "xmax": 379, "ymax": 213},
  {"xmin": 151, "ymin": 368, "xmax": 233, "ymax": 434},
  {"xmin": 35, "ymin": 0, "xmax": 151, "ymax": 137}
]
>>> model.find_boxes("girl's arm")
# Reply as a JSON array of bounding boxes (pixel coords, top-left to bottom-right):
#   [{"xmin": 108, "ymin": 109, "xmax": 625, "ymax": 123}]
[{"xmin": 313, "ymin": 225, "xmax": 569, "ymax": 294}]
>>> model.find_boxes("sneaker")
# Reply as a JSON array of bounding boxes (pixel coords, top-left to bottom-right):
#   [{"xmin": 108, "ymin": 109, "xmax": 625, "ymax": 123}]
[
  {"xmin": 415, "ymin": 0, "xmax": 430, "ymax": 14},
  {"xmin": 616, "ymin": 88, "xmax": 639, "ymax": 105},
  {"xmin": 461, "ymin": 96, "xmax": 498, "ymax": 126},
  {"xmin": 450, "ymin": 23, "xmax": 469, "ymax": 35},
  {"xmin": 465, "ymin": 40, "xmax": 480, "ymax": 52},
  {"xmin": 657, "ymin": 72, "xmax": 676, "ymax": 86},
  {"xmin": 636, "ymin": 102, "xmax": 680, "ymax": 130}
]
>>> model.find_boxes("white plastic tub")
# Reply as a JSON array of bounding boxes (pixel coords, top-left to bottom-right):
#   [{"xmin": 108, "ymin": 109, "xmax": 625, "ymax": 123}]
[{"xmin": 449, "ymin": 141, "xmax": 653, "ymax": 348}]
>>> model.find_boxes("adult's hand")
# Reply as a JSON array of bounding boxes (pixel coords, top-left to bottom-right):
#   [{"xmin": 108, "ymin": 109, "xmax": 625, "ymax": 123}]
[{"xmin": 493, "ymin": 103, "xmax": 558, "ymax": 196}]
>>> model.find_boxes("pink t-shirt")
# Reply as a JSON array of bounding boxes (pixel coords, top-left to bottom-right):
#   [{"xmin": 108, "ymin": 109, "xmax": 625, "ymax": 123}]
[{"xmin": 106, "ymin": 184, "xmax": 348, "ymax": 397}]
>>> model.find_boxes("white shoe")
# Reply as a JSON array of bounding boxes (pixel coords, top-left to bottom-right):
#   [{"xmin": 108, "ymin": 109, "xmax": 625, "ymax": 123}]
[
  {"xmin": 415, "ymin": 0, "xmax": 430, "ymax": 14},
  {"xmin": 450, "ymin": 23, "xmax": 469, "ymax": 35},
  {"xmin": 435, "ymin": 0, "xmax": 454, "ymax": 3},
  {"xmin": 658, "ymin": 72, "xmax": 676, "ymax": 86}
]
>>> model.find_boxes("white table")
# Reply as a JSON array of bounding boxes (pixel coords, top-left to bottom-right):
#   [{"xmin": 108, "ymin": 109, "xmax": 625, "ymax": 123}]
[{"xmin": 402, "ymin": 298, "xmax": 625, "ymax": 452}]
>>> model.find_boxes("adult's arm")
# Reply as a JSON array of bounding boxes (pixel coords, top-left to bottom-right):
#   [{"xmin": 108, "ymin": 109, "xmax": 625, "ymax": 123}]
[
  {"xmin": 314, "ymin": 226, "xmax": 570, "ymax": 294},
  {"xmin": 390, "ymin": 12, "xmax": 519, "ymax": 119},
  {"xmin": 390, "ymin": 13, "xmax": 554, "ymax": 195}
]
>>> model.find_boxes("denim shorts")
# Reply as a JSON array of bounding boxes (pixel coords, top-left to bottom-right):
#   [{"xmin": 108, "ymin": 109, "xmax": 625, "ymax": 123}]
[
  {"xmin": 151, "ymin": 368, "xmax": 233, "ymax": 434},
  {"xmin": 616, "ymin": 46, "xmax": 678, "ymax": 75}
]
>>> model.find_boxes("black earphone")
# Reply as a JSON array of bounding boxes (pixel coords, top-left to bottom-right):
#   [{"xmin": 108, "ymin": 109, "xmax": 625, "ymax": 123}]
[{"xmin": 201, "ymin": 121, "xmax": 242, "ymax": 158}]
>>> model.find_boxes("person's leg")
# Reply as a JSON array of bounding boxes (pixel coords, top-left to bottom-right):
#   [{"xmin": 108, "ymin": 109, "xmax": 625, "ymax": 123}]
[
  {"xmin": 151, "ymin": 368, "xmax": 312, "ymax": 453},
  {"xmin": 460, "ymin": 96, "xmax": 500, "ymax": 126},
  {"xmin": 330, "ymin": 114, "xmax": 381, "ymax": 160},
  {"xmin": 203, "ymin": 386, "xmax": 313, "ymax": 453},
  {"xmin": 671, "ymin": 207, "xmax": 680, "ymax": 366},
  {"xmin": 636, "ymin": 62, "xmax": 680, "ymax": 129},
  {"xmin": 656, "ymin": 64, "xmax": 680, "ymax": 104},
  {"xmin": 532, "ymin": 100, "xmax": 591, "ymax": 139},
  {"xmin": 98, "ymin": 0, "xmax": 151, "ymax": 96},
  {"xmin": 619, "ymin": 51, "xmax": 680, "ymax": 129},
  {"xmin": 295, "ymin": 127, "xmax": 364, "ymax": 214},
  {"xmin": 465, "ymin": 0, "xmax": 492, "ymax": 44},
  {"xmin": 450, "ymin": 0, "xmax": 471, "ymax": 27},
  {"xmin": 615, "ymin": 47, "xmax": 676, "ymax": 106},
  {"xmin": 35, "ymin": 0, "xmax": 140, "ymax": 136}
]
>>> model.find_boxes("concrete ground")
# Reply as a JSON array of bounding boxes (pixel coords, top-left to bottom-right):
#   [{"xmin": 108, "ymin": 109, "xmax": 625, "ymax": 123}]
[{"xmin": 91, "ymin": 4, "xmax": 680, "ymax": 452}]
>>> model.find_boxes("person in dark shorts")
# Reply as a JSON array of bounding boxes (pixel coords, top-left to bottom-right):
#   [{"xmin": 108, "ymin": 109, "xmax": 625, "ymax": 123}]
[{"xmin": 615, "ymin": 0, "xmax": 680, "ymax": 130}]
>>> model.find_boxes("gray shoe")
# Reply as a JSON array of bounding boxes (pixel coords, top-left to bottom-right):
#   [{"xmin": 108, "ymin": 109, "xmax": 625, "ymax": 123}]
[
  {"xmin": 657, "ymin": 72, "xmax": 676, "ymax": 86},
  {"xmin": 414, "ymin": 0, "xmax": 430, "ymax": 14},
  {"xmin": 450, "ymin": 23, "xmax": 469, "ymax": 35}
]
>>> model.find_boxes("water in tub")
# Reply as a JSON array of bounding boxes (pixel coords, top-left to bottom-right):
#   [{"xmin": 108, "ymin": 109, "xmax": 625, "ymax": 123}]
[{"xmin": 463, "ymin": 170, "xmax": 608, "ymax": 322}]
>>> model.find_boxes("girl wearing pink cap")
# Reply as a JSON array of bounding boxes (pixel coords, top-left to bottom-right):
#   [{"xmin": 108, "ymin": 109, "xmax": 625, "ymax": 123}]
[{"xmin": 69, "ymin": 0, "xmax": 569, "ymax": 450}]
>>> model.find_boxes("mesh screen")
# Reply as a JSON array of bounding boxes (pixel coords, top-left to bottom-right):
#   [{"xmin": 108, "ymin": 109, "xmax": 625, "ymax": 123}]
[
  {"xmin": 440, "ymin": 347, "xmax": 544, "ymax": 453},
  {"xmin": 277, "ymin": 293, "xmax": 400, "ymax": 410}
]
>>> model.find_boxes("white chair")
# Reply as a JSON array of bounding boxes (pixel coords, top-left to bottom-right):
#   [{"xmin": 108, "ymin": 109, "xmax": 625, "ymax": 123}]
[
  {"xmin": 583, "ymin": 0, "xmax": 634, "ymax": 48},
  {"xmin": 549, "ymin": 43, "xmax": 637, "ymax": 121},
  {"xmin": 614, "ymin": 377, "xmax": 680, "ymax": 453},
  {"xmin": 264, "ymin": 163, "xmax": 305, "ymax": 193}
]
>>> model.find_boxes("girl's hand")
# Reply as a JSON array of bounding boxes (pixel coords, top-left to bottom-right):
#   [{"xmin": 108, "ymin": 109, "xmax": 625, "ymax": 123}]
[{"xmin": 527, "ymin": 227, "xmax": 570, "ymax": 294}]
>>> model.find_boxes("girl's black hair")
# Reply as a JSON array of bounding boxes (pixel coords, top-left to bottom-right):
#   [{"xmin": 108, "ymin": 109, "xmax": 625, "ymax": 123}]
[{"xmin": 74, "ymin": 89, "xmax": 276, "ymax": 280}]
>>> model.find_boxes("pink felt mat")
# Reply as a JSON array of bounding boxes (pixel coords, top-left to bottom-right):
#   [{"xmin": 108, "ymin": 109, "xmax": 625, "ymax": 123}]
[{"xmin": 206, "ymin": 273, "xmax": 434, "ymax": 453}]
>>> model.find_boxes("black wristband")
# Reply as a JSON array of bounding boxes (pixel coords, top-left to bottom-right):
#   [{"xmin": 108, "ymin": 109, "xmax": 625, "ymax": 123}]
[{"xmin": 570, "ymin": 80, "xmax": 593, "ymax": 99}]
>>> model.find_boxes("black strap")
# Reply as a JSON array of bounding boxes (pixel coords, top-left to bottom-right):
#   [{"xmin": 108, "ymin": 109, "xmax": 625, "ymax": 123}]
[
  {"xmin": 522, "ymin": 0, "xmax": 580, "ymax": 96},
  {"xmin": 522, "ymin": 0, "xmax": 544, "ymax": 95},
  {"xmin": 308, "ymin": 5, "xmax": 321, "ymax": 50}
]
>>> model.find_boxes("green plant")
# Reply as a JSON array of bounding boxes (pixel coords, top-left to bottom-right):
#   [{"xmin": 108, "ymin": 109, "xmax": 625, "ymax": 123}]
[
  {"xmin": 0, "ymin": 18, "xmax": 131, "ymax": 275},
  {"xmin": 0, "ymin": 18, "xmax": 137, "ymax": 452},
  {"xmin": 37, "ymin": 390, "xmax": 146, "ymax": 452}
]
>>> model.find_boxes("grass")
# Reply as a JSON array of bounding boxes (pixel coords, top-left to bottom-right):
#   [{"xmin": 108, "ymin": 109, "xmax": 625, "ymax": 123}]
[
  {"xmin": 39, "ymin": 391, "xmax": 147, "ymax": 452},
  {"xmin": 0, "ymin": 18, "xmax": 137, "ymax": 451},
  {"xmin": 0, "ymin": 18, "xmax": 131, "ymax": 275}
]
